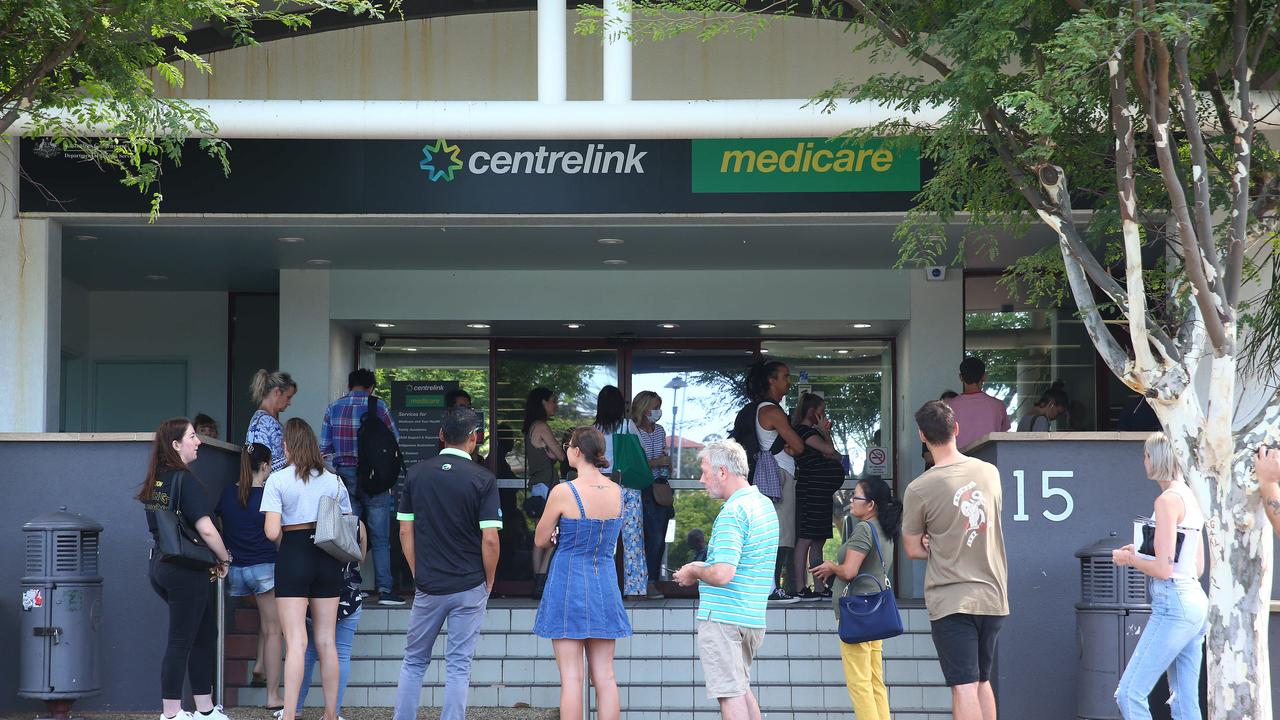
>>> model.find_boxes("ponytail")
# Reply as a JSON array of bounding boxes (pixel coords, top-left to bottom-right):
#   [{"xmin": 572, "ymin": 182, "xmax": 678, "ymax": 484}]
[
  {"xmin": 250, "ymin": 369, "xmax": 296, "ymax": 405},
  {"xmin": 859, "ymin": 478, "xmax": 903, "ymax": 539},
  {"xmin": 238, "ymin": 442, "xmax": 273, "ymax": 507},
  {"xmin": 745, "ymin": 360, "xmax": 787, "ymax": 401}
]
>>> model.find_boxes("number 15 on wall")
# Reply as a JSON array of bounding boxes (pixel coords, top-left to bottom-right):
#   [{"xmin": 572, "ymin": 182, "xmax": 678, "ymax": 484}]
[{"xmin": 1011, "ymin": 470, "xmax": 1074, "ymax": 522}]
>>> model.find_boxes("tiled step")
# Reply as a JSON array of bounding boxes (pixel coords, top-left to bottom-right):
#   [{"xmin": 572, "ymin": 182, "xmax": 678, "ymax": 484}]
[{"xmin": 225, "ymin": 602, "xmax": 950, "ymax": 716}]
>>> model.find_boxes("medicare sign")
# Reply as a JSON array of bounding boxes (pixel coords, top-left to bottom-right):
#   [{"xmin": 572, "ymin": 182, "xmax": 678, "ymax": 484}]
[{"xmin": 691, "ymin": 137, "xmax": 920, "ymax": 193}]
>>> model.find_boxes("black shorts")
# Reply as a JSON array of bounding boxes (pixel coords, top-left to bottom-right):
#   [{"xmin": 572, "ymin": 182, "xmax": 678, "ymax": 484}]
[
  {"xmin": 274, "ymin": 529, "xmax": 344, "ymax": 599},
  {"xmin": 930, "ymin": 613, "xmax": 1005, "ymax": 686}
]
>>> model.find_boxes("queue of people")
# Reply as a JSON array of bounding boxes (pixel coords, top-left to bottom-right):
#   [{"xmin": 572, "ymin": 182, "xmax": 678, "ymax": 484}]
[{"xmin": 142, "ymin": 353, "xmax": 1230, "ymax": 720}]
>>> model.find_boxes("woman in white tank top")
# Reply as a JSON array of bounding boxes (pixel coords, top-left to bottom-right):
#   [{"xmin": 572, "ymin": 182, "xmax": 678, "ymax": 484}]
[{"xmin": 1110, "ymin": 432, "xmax": 1208, "ymax": 720}]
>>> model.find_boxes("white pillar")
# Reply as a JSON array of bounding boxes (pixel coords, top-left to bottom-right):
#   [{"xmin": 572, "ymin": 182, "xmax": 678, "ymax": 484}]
[
  {"xmin": 537, "ymin": 0, "xmax": 567, "ymax": 103},
  {"xmin": 0, "ymin": 141, "xmax": 61, "ymax": 432},
  {"xmin": 602, "ymin": 0, "xmax": 632, "ymax": 103},
  {"xmin": 279, "ymin": 269, "xmax": 336, "ymax": 429}
]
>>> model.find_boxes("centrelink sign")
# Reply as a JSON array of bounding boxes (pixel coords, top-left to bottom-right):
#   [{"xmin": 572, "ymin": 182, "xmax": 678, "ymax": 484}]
[{"xmin": 420, "ymin": 139, "xmax": 649, "ymax": 182}]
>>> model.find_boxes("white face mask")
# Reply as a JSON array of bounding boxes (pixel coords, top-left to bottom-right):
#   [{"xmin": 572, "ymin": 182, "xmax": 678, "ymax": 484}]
[{"xmin": 646, "ymin": 408, "xmax": 663, "ymax": 423}]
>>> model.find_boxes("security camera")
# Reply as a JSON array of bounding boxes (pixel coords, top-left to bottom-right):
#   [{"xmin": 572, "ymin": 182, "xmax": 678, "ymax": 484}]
[
  {"xmin": 361, "ymin": 332, "xmax": 385, "ymax": 351},
  {"xmin": 925, "ymin": 266, "xmax": 948, "ymax": 282}
]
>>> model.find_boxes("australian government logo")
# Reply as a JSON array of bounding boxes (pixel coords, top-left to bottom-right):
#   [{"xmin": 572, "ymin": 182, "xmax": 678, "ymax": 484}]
[{"xmin": 419, "ymin": 140, "xmax": 648, "ymax": 183}]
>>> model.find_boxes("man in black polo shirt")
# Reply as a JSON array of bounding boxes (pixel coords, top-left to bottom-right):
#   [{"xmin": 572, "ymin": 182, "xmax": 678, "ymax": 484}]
[{"xmin": 392, "ymin": 407, "xmax": 501, "ymax": 720}]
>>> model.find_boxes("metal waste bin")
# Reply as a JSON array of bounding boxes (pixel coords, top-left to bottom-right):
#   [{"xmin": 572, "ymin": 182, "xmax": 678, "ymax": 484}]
[
  {"xmin": 19, "ymin": 508, "xmax": 104, "ymax": 708},
  {"xmin": 1075, "ymin": 534, "xmax": 1171, "ymax": 720}
]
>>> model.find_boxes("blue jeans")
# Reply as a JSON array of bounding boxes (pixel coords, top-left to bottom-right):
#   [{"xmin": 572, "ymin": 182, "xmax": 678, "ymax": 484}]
[
  {"xmin": 1116, "ymin": 578, "xmax": 1207, "ymax": 720},
  {"xmin": 640, "ymin": 485, "xmax": 672, "ymax": 581},
  {"xmin": 336, "ymin": 466, "xmax": 394, "ymax": 594},
  {"xmin": 298, "ymin": 605, "xmax": 361, "ymax": 713},
  {"xmin": 394, "ymin": 583, "xmax": 489, "ymax": 720}
]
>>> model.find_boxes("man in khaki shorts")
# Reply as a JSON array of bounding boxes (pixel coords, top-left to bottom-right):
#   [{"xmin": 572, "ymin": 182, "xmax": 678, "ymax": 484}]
[{"xmin": 674, "ymin": 440, "xmax": 780, "ymax": 720}]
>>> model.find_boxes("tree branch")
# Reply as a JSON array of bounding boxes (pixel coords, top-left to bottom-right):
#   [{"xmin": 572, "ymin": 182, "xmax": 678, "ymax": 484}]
[
  {"xmin": 1206, "ymin": 71, "xmax": 1239, "ymax": 135},
  {"xmin": 0, "ymin": 12, "xmax": 94, "ymax": 136},
  {"xmin": 1173, "ymin": 40, "xmax": 1225, "ymax": 294},
  {"xmin": 841, "ymin": 0, "xmax": 954, "ymax": 78},
  {"xmin": 1223, "ymin": 0, "xmax": 1254, "ymax": 310}
]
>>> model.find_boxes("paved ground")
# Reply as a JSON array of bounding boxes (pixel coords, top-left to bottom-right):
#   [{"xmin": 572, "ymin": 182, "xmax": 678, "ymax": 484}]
[{"xmin": 0, "ymin": 709, "xmax": 559, "ymax": 720}]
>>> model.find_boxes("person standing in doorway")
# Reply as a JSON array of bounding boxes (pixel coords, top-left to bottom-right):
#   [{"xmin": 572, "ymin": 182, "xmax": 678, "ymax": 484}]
[
  {"xmin": 532, "ymin": 426, "xmax": 632, "ymax": 720},
  {"xmin": 674, "ymin": 439, "xmax": 778, "ymax": 720},
  {"xmin": 523, "ymin": 387, "xmax": 564, "ymax": 597},
  {"xmin": 747, "ymin": 360, "xmax": 805, "ymax": 604},
  {"xmin": 1016, "ymin": 381, "xmax": 1069, "ymax": 432},
  {"xmin": 594, "ymin": 384, "xmax": 648, "ymax": 599},
  {"xmin": 902, "ymin": 400, "xmax": 1009, "ymax": 720},
  {"xmin": 320, "ymin": 368, "xmax": 404, "ymax": 606},
  {"xmin": 246, "ymin": 370, "xmax": 296, "ymax": 472},
  {"xmin": 789, "ymin": 392, "xmax": 846, "ymax": 600},
  {"xmin": 630, "ymin": 390, "xmax": 674, "ymax": 599},
  {"xmin": 394, "ymin": 407, "xmax": 501, "ymax": 720},
  {"xmin": 944, "ymin": 357, "xmax": 1010, "ymax": 450}
]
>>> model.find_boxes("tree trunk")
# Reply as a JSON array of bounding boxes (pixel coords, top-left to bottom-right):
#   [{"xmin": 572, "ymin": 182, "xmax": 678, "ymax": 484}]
[{"xmin": 1154, "ymin": 355, "xmax": 1273, "ymax": 720}]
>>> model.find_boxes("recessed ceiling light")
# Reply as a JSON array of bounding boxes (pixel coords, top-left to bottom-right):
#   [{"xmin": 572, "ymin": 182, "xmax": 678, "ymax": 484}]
[
  {"xmin": 278, "ymin": 236, "xmax": 305, "ymax": 243},
  {"xmin": 564, "ymin": 323, "xmax": 584, "ymax": 329},
  {"xmin": 848, "ymin": 322, "xmax": 872, "ymax": 329},
  {"xmin": 756, "ymin": 323, "xmax": 777, "ymax": 330},
  {"xmin": 73, "ymin": 234, "xmax": 98, "ymax": 242},
  {"xmin": 579, "ymin": 349, "xmax": 592, "ymax": 353},
  {"xmin": 497, "ymin": 348, "xmax": 508, "ymax": 352},
  {"xmin": 760, "ymin": 348, "xmax": 770, "ymax": 354},
  {"xmin": 404, "ymin": 347, "xmax": 418, "ymax": 352},
  {"xmin": 466, "ymin": 323, "xmax": 491, "ymax": 329},
  {"xmin": 837, "ymin": 349, "xmax": 850, "ymax": 354},
  {"xmin": 597, "ymin": 238, "xmax": 624, "ymax": 245},
  {"xmin": 374, "ymin": 322, "xmax": 395, "ymax": 328},
  {"xmin": 657, "ymin": 323, "xmax": 680, "ymax": 329},
  {"xmin": 660, "ymin": 350, "xmax": 678, "ymax": 355},
  {"xmin": 603, "ymin": 259, "xmax": 628, "ymax": 266},
  {"xmin": 144, "ymin": 274, "xmax": 168, "ymax": 281},
  {"xmin": 306, "ymin": 258, "xmax": 331, "ymax": 266}
]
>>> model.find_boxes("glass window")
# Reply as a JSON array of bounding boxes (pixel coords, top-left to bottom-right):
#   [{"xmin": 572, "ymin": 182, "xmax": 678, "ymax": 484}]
[
  {"xmin": 374, "ymin": 339, "xmax": 491, "ymax": 462},
  {"xmin": 964, "ymin": 275, "xmax": 1097, "ymax": 431}
]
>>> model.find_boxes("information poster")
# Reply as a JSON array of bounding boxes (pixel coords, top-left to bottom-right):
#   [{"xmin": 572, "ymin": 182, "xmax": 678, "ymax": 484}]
[{"xmin": 389, "ymin": 380, "xmax": 458, "ymax": 468}]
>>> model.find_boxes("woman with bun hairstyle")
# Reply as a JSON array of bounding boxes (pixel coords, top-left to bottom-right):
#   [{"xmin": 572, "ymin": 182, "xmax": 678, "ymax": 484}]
[
  {"xmin": 140, "ymin": 417, "xmax": 234, "ymax": 720},
  {"xmin": 810, "ymin": 477, "xmax": 902, "ymax": 720},
  {"xmin": 1017, "ymin": 380, "xmax": 1068, "ymax": 432},
  {"xmin": 246, "ymin": 369, "xmax": 297, "ymax": 472},
  {"xmin": 533, "ymin": 426, "xmax": 632, "ymax": 720}
]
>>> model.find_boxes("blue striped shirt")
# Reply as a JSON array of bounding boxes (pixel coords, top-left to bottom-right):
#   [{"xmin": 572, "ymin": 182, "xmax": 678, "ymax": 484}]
[{"xmin": 696, "ymin": 486, "xmax": 779, "ymax": 629}]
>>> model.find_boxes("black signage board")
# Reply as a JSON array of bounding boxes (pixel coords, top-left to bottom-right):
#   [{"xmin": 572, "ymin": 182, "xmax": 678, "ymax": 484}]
[
  {"xmin": 19, "ymin": 137, "xmax": 925, "ymax": 214},
  {"xmin": 389, "ymin": 380, "xmax": 458, "ymax": 468}
]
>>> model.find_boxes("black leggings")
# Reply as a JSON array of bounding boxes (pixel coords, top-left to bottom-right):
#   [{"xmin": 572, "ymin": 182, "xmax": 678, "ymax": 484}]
[{"xmin": 149, "ymin": 558, "xmax": 216, "ymax": 699}]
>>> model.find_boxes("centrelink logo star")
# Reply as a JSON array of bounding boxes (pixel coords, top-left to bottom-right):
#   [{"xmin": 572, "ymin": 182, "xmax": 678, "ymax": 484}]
[{"xmin": 419, "ymin": 139, "xmax": 463, "ymax": 182}]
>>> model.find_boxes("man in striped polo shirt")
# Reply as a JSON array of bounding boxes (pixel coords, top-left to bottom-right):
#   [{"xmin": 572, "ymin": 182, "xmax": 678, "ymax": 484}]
[{"xmin": 674, "ymin": 439, "xmax": 779, "ymax": 720}]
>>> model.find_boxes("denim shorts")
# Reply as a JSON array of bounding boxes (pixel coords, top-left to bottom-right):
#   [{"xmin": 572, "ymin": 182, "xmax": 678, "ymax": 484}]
[{"xmin": 227, "ymin": 562, "xmax": 275, "ymax": 597}]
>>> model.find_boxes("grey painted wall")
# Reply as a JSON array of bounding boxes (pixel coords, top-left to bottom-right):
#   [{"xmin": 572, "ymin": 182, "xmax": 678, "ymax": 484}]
[{"xmin": 0, "ymin": 439, "xmax": 239, "ymax": 712}]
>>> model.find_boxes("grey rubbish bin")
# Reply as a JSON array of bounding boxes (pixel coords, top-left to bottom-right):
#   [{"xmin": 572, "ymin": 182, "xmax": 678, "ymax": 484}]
[
  {"xmin": 1075, "ymin": 534, "xmax": 1172, "ymax": 720},
  {"xmin": 19, "ymin": 508, "xmax": 104, "ymax": 714}
]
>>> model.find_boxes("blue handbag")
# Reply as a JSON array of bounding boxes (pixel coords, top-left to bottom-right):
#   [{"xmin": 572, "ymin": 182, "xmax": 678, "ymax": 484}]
[{"xmin": 837, "ymin": 522, "xmax": 903, "ymax": 644}]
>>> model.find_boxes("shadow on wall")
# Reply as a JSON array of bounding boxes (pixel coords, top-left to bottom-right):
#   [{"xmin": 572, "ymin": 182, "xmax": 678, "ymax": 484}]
[{"xmin": 0, "ymin": 438, "xmax": 239, "ymax": 712}]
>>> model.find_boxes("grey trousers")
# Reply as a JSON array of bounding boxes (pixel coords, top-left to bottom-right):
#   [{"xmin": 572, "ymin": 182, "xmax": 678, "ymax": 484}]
[{"xmin": 393, "ymin": 582, "xmax": 489, "ymax": 720}]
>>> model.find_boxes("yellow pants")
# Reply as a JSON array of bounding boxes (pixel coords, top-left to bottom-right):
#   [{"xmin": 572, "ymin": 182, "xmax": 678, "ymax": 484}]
[{"xmin": 840, "ymin": 639, "xmax": 891, "ymax": 720}]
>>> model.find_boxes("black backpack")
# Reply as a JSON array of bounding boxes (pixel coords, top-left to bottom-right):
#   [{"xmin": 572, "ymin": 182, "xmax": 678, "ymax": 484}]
[
  {"xmin": 357, "ymin": 394, "xmax": 403, "ymax": 496},
  {"xmin": 729, "ymin": 399, "xmax": 784, "ymax": 483}
]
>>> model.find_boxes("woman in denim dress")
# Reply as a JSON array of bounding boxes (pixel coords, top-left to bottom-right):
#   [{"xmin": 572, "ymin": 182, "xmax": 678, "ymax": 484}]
[{"xmin": 533, "ymin": 426, "xmax": 632, "ymax": 720}]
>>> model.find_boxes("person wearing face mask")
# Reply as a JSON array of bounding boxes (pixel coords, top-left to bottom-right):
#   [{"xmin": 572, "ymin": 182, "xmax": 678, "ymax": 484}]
[
  {"xmin": 246, "ymin": 369, "xmax": 297, "ymax": 472},
  {"xmin": 630, "ymin": 390, "xmax": 674, "ymax": 599}
]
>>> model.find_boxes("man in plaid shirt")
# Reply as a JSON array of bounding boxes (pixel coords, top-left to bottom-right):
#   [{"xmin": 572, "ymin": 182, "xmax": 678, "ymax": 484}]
[{"xmin": 321, "ymin": 368, "xmax": 404, "ymax": 605}]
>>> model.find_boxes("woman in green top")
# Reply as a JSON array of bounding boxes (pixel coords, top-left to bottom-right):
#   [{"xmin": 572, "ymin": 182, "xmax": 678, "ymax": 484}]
[{"xmin": 810, "ymin": 477, "xmax": 901, "ymax": 720}]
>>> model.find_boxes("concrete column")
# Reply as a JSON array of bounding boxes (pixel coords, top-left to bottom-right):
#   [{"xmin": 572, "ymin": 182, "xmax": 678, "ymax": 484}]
[
  {"xmin": 0, "ymin": 141, "xmax": 61, "ymax": 432},
  {"xmin": 895, "ymin": 268, "xmax": 964, "ymax": 597},
  {"xmin": 279, "ymin": 269, "xmax": 335, "ymax": 429},
  {"xmin": 602, "ymin": 0, "xmax": 632, "ymax": 103},
  {"xmin": 537, "ymin": 0, "xmax": 567, "ymax": 103}
]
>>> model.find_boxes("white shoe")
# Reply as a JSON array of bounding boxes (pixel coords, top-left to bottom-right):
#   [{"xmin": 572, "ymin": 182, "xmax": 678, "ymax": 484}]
[
  {"xmin": 196, "ymin": 705, "xmax": 230, "ymax": 720},
  {"xmin": 161, "ymin": 712, "xmax": 194, "ymax": 720}
]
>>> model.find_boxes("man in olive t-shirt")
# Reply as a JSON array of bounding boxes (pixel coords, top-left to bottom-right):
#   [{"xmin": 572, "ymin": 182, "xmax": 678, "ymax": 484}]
[{"xmin": 902, "ymin": 400, "xmax": 1008, "ymax": 720}]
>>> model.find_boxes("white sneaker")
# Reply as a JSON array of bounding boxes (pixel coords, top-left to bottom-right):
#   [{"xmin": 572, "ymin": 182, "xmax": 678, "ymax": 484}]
[
  {"xmin": 196, "ymin": 705, "xmax": 230, "ymax": 720},
  {"xmin": 161, "ymin": 712, "xmax": 194, "ymax": 720}
]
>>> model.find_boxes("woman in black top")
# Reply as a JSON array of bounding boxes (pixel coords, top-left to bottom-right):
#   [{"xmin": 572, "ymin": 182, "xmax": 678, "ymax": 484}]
[
  {"xmin": 139, "ymin": 417, "xmax": 234, "ymax": 720},
  {"xmin": 790, "ymin": 393, "xmax": 847, "ymax": 600}
]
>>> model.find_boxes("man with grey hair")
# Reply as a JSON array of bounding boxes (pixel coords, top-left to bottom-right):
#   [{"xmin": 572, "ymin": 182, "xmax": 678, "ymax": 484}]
[{"xmin": 674, "ymin": 439, "xmax": 779, "ymax": 720}]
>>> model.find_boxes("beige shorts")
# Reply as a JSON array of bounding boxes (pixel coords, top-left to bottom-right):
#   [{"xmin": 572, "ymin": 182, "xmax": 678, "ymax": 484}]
[
  {"xmin": 697, "ymin": 620, "xmax": 766, "ymax": 699},
  {"xmin": 772, "ymin": 467, "xmax": 796, "ymax": 548}
]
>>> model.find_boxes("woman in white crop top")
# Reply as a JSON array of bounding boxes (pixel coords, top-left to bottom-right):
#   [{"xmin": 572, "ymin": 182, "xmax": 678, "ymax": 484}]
[
  {"xmin": 1110, "ymin": 432, "xmax": 1207, "ymax": 720},
  {"xmin": 261, "ymin": 418, "xmax": 351, "ymax": 720}
]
